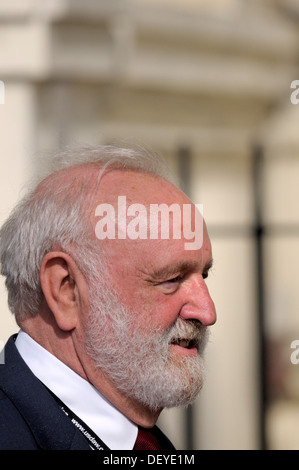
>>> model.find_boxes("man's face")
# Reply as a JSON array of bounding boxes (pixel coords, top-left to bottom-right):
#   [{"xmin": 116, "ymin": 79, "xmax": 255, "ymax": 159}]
[{"xmin": 85, "ymin": 171, "xmax": 216, "ymax": 411}]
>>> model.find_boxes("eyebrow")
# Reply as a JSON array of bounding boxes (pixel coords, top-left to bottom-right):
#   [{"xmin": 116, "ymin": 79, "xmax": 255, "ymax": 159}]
[{"xmin": 150, "ymin": 258, "xmax": 213, "ymax": 281}]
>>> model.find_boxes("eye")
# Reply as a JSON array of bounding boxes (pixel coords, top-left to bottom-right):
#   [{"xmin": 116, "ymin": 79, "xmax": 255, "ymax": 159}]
[
  {"xmin": 167, "ymin": 275, "xmax": 182, "ymax": 283},
  {"xmin": 158, "ymin": 275, "xmax": 184, "ymax": 294}
]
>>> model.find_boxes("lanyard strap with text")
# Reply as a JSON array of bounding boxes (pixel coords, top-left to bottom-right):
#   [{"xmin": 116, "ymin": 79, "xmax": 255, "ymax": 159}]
[{"xmin": 44, "ymin": 385, "xmax": 110, "ymax": 450}]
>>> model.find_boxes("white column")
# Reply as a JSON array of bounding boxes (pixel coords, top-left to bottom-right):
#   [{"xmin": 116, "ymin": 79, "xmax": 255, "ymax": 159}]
[{"xmin": 0, "ymin": 81, "xmax": 37, "ymax": 343}]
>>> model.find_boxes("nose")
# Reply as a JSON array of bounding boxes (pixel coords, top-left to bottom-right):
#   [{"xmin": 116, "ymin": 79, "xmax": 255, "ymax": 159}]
[{"xmin": 179, "ymin": 275, "xmax": 217, "ymax": 326}]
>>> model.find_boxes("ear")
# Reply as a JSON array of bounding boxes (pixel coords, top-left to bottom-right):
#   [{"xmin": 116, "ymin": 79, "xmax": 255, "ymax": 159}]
[{"xmin": 40, "ymin": 251, "xmax": 84, "ymax": 332}]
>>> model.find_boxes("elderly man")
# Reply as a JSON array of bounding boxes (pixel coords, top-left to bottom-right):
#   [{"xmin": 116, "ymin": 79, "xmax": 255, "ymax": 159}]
[{"xmin": 0, "ymin": 145, "xmax": 216, "ymax": 450}]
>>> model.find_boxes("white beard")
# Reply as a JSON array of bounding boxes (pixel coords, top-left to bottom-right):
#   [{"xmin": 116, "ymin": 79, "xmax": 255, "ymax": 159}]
[{"xmin": 85, "ymin": 282, "xmax": 210, "ymax": 411}]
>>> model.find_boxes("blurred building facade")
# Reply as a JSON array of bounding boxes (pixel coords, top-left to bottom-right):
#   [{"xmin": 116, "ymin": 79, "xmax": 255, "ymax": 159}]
[{"xmin": 1, "ymin": 0, "xmax": 299, "ymax": 449}]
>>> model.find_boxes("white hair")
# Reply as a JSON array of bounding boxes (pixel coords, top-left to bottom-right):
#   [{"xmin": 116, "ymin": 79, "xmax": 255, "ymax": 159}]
[{"xmin": 0, "ymin": 144, "xmax": 170, "ymax": 323}]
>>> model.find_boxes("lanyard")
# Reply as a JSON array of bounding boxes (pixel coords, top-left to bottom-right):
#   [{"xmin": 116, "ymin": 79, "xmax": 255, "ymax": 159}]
[{"xmin": 44, "ymin": 385, "xmax": 110, "ymax": 450}]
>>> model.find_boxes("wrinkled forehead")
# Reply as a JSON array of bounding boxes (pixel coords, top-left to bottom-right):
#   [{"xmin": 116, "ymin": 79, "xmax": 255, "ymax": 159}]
[
  {"xmin": 95, "ymin": 209, "xmax": 211, "ymax": 288},
  {"xmin": 91, "ymin": 169, "xmax": 208, "ymax": 255}
]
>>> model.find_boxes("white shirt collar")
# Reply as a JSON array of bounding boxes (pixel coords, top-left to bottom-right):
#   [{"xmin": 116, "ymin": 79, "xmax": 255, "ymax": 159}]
[{"xmin": 15, "ymin": 330, "xmax": 138, "ymax": 450}]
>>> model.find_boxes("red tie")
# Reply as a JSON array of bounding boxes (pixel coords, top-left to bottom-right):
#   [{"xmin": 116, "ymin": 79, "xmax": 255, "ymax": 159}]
[{"xmin": 133, "ymin": 426, "xmax": 162, "ymax": 450}]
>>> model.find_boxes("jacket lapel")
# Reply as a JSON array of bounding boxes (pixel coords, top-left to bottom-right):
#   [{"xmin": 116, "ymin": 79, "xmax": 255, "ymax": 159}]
[{"xmin": 0, "ymin": 335, "xmax": 91, "ymax": 450}]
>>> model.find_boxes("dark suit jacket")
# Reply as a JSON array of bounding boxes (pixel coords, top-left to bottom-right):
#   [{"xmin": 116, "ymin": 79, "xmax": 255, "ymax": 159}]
[{"xmin": 0, "ymin": 335, "xmax": 175, "ymax": 450}]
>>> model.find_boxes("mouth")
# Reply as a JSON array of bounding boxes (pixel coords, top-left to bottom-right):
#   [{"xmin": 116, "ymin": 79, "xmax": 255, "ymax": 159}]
[{"xmin": 170, "ymin": 337, "xmax": 199, "ymax": 350}]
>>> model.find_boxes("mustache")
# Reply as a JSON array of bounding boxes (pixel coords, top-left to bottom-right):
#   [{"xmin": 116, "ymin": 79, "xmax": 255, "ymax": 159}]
[{"xmin": 165, "ymin": 318, "xmax": 210, "ymax": 353}]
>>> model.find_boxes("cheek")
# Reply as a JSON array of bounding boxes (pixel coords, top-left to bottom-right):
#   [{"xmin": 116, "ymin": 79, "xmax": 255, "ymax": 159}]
[
  {"xmin": 107, "ymin": 264, "xmax": 182, "ymax": 329},
  {"xmin": 120, "ymin": 287, "xmax": 182, "ymax": 332},
  {"xmin": 146, "ymin": 294, "xmax": 182, "ymax": 330}
]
